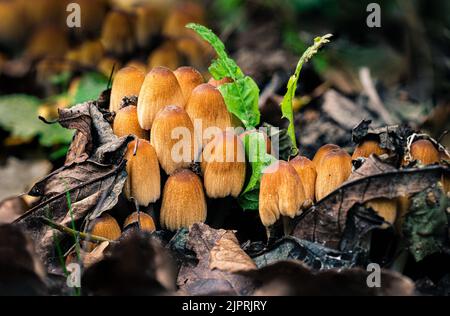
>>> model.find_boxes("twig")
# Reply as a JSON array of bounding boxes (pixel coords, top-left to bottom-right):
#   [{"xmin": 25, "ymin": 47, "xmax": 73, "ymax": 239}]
[
  {"xmin": 359, "ymin": 67, "xmax": 395, "ymax": 125},
  {"xmin": 39, "ymin": 216, "xmax": 111, "ymax": 244}
]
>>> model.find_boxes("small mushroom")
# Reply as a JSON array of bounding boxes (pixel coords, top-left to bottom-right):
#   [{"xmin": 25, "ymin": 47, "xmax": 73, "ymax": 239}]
[
  {"xmin": 185, "ymin": 83, "xmax": 232, "ymax": 146},
  {"xmin": 173, "ymin": 66, "xmax": 204, "ymax": 101},
  {"xmin": 160, "ymin": 169, "xmax": 207, "ymax": 231},
  {"xmin": 123, "ymin": 212, "xmax": 156, "ymax": 232},
  {"xmin": 150, "ymin": 105, "xmax": 198, "ymax": 175},
  {"xmin": 113, "ymin": 105, "xmax": 148, "ymax": 140},
  {"xmin": 110, "ymin": 66, "xmax": 145, "ymax": 113},
  {"xmin": 137, "ymin": 66, "xmax": 185, "ymax": 130},
  {"xmin": 124, "ymin": 139, "xmax": 160, "ymax": 206},
  {"xmin": 201, "ymin": 131, "xmax": 246, "ymax": 198},
  {"xmin": 259, "ymin": 161, "xmax": 306, "ymax": 228},
  {"xmin": 315, "ymin": 148, "xmax": 352, "ymax": 201},
  {"xmin": 83, "ymin": 213, "xmax": 121, "ymax": 252}
]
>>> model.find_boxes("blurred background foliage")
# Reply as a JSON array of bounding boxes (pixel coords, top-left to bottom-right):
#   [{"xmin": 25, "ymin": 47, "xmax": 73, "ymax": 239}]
[{"xmin": 0, "ymin": 0, "xmax": 449, "ymax": 165}]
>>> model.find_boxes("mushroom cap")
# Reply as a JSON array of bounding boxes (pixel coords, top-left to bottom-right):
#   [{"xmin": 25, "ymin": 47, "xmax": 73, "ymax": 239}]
[
  {"xmin": 201, "ymin": 132, "xmax": 246, "ymax": 198},
  {"xmin": 352, "ymin": 139, "xmax": 387, "ymax": 159},
  {"xmin": 83, "ymin": 213, "xmax": 121, "ymax": 252},
  {"xmin": 207, "ymin": 77, "xmax": 233, "ymax": 88},
  {"xmin": 173, "ymin": 66, "xmax": 204, "ymax": 101},
  {"xmin": 110, "ymin": 66, "xmax": 145, "ymax": 113},
  {"xmin": 408, "ymin": 139, "xmax": 440, "ymax": 165},
  {"xmin": 312, "ymin": 144, "xmax": 341, "ymax": 167},
  {"xmin": 160, "ymin": 169, "xmax": 207, "ymax": 231},
  {"xmin": 185, "ymin": 83, "xmax": 232, "ymax": 146},
  {"xmin": 366, "ymin": 198, "xmax": 397, "ymax": 229},
  {"xmin": 137, "ymin": 66, "xmax": 185, "ymax": 130},
  {"xmin": 289, "ymin": 156, "xmax": 317, "ymax": 203},
  {"xmin": 124, "ymin": 212, "xmax": 156, "ymax": 232},
  {"xmin": 315, "ymin": 148, "xmax": 352, "ymax": 201},
  {"xmin": 259, "ymin": 161, "xmax": 306, "ymax": 226},
  {"xmin": 100, "ymin": 10, "xmax": 135, "ymax": 55},
  {"xmin": 113, "ymin": 105, "xmax": 148, "ymax": 140},
  {"xmin": 147, "ymin": 41, "xmax": 180, "ymax": 70},
  {"xmin": 150, "ymin": 105, "xmax": 198, "ymax": 175},
  {"xmin": 124, "ymin": 139, "xmax": 161, "ymax": 206}
]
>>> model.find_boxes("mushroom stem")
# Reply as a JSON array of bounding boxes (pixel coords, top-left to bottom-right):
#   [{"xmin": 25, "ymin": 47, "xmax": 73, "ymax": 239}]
[{"xmin": 282, "ymin": 216, "xmax": 294, "ymax": 236}]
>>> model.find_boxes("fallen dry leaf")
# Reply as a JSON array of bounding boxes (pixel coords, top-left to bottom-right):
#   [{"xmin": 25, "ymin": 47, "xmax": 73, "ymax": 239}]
[
  {"xmin": 210, "ymin": 231, "xmax": 257, "ymax": 273},
  {"xmin": 177, "ymin": 223, "xmax": 256, "ymax": 296},
  {"xmin": 293, "ymin": 156, "xmax": 446, "ymax": 249},
  {"xmin": 15, "ymin": 101, "xmax": 133, "ymax": 269},
  {"xmin": 83, "ymin": 241, "xmax": 110, "ymax": 268}
]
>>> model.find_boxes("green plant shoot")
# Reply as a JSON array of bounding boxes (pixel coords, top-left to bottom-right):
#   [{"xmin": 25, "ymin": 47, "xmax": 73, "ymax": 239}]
[{"xmin": 280, "ymin": 34, "xmax": 332, "ymax": 155}]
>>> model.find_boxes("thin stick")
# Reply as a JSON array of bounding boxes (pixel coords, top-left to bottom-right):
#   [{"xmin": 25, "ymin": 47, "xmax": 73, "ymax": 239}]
[{"xmin": 39, "ymin": 216, "xmax": 111, "ymax": 244}]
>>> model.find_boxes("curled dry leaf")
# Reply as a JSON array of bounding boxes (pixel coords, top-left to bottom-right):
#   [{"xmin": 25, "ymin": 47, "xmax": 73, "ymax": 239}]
[
  {"xmin": 210, "ymin": 231, "xmax": 257, "ymax": 273},
  {"xmin": 239, "ymin": 260, "xmax": 415, "ymax": 296},
  {"xmin": 293, "ymin": 155, "xmax": 445, "ymax": 249},
  {"xmin": 83, "ymin": 241, "xmax": 110, "ymax": 268},
  {"xmin": 177, "ymin": 223, "xmax": 256, "ymax": 296},
  {"xmin": 82, "ymin": 231, "xmax": 177, "ymax": 296},
  {"xmin": 352, "ymin": 119, "xmax": 414, "ymax": 162},
  {"xmin": 57, "ymin": 101, "xmax": 124, "ymax": 165},
  {"xmin": 14, "ymin": 101, "xmax": 133, "ymax": 269}
]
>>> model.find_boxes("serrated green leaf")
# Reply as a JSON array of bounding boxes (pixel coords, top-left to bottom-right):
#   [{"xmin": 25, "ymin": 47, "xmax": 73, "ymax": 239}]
[
  {"xmin": 73, "ymin": 72, "xmax": 109, "ymax": 104},
  {"xmin": 238, "ymin": 132, "xmax": 277, "ymax": 211},
  {"xmin": 280, "ymin": 34, "xmax": 332, "ymax": 153},
  {"xmin": 186, "ymin": 23, "xmax": 260, "ymax": 128},
  {"xmin": 0, "ymin": 94, "xmax": 74, "ymax": 147}
]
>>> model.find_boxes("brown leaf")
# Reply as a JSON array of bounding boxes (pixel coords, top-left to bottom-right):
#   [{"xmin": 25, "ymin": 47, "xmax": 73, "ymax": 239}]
[
  {"xmin": 14, "ymin": 102, "xmax": 133, "ymax": 269},
  {"xmin": 210, "ymin": 231, "xmax": 257, "ymax": 273},
  {"xmin": 58, "ymin": 101, "xmax": 124, "ymax": 166},
  {"xmin": 82, "ymin": 231, "xmax": 177, "ymax": 295},
  {"xmin": 83, "ymin": 241, "xmax": 109, "ymax": 268},
  {"xmin": 177, "ymin": 223, "xmax": 256, "ymax": 296},
  {"xmin": 293, "ymin": 156, "xmax": 445, "ymax": 249},
  {"xmin": 241, "ymin": 260, "xmax": 415, "ymax": 296}
]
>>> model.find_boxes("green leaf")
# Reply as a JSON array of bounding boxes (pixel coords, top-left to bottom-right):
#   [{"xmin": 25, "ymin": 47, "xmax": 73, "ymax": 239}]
[
  {"xmin": 280, "ymin": 34, "xmax": 332, "ymax": 153},
  {"xmin": 218, "ymin": 77, "xmax": 260, "ymax": 128},
  {"xmin": 0, "ymin": 94, "xmax": 74, "ymax": 147},
  {"xmin": 238, "ymin": 132, "xmax": 277, "ymax": 210},
  {"xmin": 73, "ymin": 72, "xmax": 109, "ymax": 104},
  {"xmin": 403, "ymin": 186, "xmax": 448, "ymax": 262},
  {"xmin": 186, "ymin": 23, "xmax": 260, "ymax": 128}
]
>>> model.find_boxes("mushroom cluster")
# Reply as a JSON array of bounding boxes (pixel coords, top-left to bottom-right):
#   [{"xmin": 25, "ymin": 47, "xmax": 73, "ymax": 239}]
[
  {"xmin": 108, "ymin": 65, "xmax": 245, "ymax": 236},
  {"xmin": 85, "ymin": 65, "xmax": 449, "ymax": 251}
]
